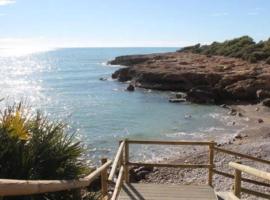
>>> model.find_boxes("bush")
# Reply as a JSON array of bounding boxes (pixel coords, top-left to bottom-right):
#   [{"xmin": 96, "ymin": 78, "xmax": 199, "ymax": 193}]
[{"xmin": 0, "ymin": 103, "xmax": 96, "ymax": 200}]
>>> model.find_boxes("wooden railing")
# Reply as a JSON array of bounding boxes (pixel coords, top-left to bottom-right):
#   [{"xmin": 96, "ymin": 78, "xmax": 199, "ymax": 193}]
[
  {"xmin": 229, "ymin": 162, "xmax": 270, "ymax": 199},
  {"xmin": 213, "ymin": 146, "xmax": 270, "ymax": 199},
  {"xmin": 108, "ymin": 139, "xmax": 270, "ymax": 200},
  {"xmin": 122, "ymin": 139, "xmax": 216, "ymax": 186},
  {"xmin": 0, "ymin": 159, "xmax": 112, "ymax": 198},
  {"xmin": 0, "ymin": 139, "xmax": 270, "ymax": 200},
  {"xmin": 109, "ymin": 140, "xmax": 126, "ymax": 200}
]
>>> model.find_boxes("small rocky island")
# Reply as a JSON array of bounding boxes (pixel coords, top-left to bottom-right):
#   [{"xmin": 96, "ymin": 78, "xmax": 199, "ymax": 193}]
[{"xmin": 110, "ymin": 36, "xmax": 270, "ymax": 105}]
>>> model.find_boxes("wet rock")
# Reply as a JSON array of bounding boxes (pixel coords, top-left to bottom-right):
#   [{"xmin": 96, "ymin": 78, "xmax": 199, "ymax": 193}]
[
  {"xmin": 257, "ymin": 89, "xmax": 270, "ymax": 100},
  {"xmin": 169, "ymin": 98, "xmax": 186, "ymax": 103},
  {"xmin": 112, "ymin": 68, "xmax": 133, "ymax": 82},
  {"xmin": 186, "ymin": 87, "xmax": 215, "ymax": 104},
  {"xmin": 220, "ymin": 104, "xmax": 229, "ymax": 109},
  {"xmin": 262, "ymin": 98, "xmax": 270, "ymax": 107},
  {"xmin": 126, "ymin": 84, "xmax": 135, "ymax": 91},
  {"xmin": 175, "ymin": 92, "xmax": 186, "ymax": 99},
  {"xmin": 99, "ymin": 77, "xmax": 107, "ymax": 81}
]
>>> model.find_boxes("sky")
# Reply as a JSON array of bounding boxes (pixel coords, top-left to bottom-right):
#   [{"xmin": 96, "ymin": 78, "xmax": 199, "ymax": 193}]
[{"xmin": 0, "ymin": 0, "xmax": 269, "ymax": 48}]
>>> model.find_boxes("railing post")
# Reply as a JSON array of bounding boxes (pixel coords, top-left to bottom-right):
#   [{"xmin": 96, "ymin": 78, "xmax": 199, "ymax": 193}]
[
  {"xmin": 101, "ymin": 158, "xmax": 108, "ymax": 199},
  {"xmin": 119, "ymin": 141, "xmax": 123, "ymax": 167},
  {"xmin": 208, "ymin": 141, "xmax": 214, "ymax": 186},
  {"xmin": 234, "ymin": 162, "xmax": 242, "ymax": 198},
  {"xmin": 124, "ymin": 139, "xmax": 129, "ymax": 183}
]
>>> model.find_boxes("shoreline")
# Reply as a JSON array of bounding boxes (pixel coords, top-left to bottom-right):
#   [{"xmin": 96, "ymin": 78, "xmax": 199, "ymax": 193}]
[{"xmin": 132, "ymin": 104, "xmax": 270, "ymax": 199}]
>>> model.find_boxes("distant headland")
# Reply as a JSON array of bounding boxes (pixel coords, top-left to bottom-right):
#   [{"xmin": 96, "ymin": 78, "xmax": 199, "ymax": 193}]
[{"xmin": 109, "ymin": 36, "xmax": 270, "ymax": 105}]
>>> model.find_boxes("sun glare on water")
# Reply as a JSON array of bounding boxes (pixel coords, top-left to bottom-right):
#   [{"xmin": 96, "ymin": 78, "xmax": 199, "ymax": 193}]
[{"xmin": 0, "ymin": 46, "xmax": 54, "ymax": 57}]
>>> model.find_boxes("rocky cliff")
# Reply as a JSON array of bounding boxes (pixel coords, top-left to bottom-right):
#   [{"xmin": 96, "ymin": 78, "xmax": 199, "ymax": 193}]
[{"xmin": 109, "ymin": 52, "xmax": 270, "ymax": 104}]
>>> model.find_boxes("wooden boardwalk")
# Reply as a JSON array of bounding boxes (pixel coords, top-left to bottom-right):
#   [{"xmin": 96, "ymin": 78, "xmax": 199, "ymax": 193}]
[{"xmin": 118, "ymin": 183, "xmax": 217, "ymax": 200}]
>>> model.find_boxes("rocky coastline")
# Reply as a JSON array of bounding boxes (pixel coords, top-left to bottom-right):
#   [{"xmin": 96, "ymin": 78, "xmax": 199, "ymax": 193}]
[
  {"xmin": 109, "ymin": 50, "xmax": 270, "ymax": 199},
  {"xmin": 109, "ymin": 52, "xmax": 270, "ymax": 105}
]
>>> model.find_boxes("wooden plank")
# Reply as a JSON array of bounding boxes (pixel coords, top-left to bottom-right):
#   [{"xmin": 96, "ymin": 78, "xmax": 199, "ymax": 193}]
[
  {"xmin": 0, "ymin": 160, "xmax": 112, "ymax": 196},
  {"xmin": 109, "ymin": 141, "xmax": 125, "ymax": 181},
  {"xmin": 118, "ymin": 183, "xmax": 217, "ymax": 200},
  {"xmin": 214, "ymin": 147, "xmax": 270, "ymax": 164},
  {"xmin": 126, "ymin": 140, "xmax": 216, "ymax": 146},
  {"xmin": 229, "ymin": 162, "xmax": 270, "ymax": 181},
  {"xmin": 128, "ymin": 162, "xmax": 210, "ymax": 168}
]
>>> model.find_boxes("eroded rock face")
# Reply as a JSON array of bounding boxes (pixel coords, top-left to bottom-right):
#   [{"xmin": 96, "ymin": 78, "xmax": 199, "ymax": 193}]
[{"xmin": 110, "ymin": 52, "xmax": 270, "ymax": 104}]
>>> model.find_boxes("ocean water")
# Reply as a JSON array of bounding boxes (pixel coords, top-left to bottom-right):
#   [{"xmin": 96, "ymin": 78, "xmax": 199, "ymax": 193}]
[{"xmin": 0, "ymin": 48, "xmax": 248, "ymax": 164}]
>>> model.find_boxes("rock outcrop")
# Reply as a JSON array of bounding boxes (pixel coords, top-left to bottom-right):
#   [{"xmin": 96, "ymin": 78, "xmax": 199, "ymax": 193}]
[{"xmin": 109, "ymin": 52, "xmax": 270, "ymax": 104}]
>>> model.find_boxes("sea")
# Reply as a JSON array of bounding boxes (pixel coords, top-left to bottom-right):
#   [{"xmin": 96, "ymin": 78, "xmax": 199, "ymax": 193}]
[{"xmin": 0, "ymin": 47, "xmax": 248, "ymax": 165}]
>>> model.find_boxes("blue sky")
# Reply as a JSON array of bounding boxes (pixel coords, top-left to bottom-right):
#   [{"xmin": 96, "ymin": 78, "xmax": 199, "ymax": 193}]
[{"xmin": 0, "ymin": 0, "xmax": 269, "ymax": 47}]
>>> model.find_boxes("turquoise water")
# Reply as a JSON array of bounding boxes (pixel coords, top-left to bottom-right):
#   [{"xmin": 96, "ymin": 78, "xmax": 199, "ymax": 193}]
[{"xmin": 0, "ymin": 48, "xmax": 247, "ymax": 163}]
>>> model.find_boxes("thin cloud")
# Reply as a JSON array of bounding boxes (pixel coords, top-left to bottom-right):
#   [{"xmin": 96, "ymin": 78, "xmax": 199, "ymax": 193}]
[
  {"xmin": 210, "ymin": 12, "xmax": 229, "ymax": 17},
  {"xmin": 247, "ymin": 12, "xmax": 259, "ymax": 16},
  {"xmin": 0, "ymin": 0, "xmax": 15, "ymax": 6}
]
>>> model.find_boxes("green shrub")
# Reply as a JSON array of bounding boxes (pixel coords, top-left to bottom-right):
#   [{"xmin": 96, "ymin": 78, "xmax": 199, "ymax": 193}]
[
  {"xmin": 0, "ymin": 103, "xmax": 96, "ymax": 200},
  {"xmin": 178, "ymin": 35, "xmax": 270, "ymax": 63}
]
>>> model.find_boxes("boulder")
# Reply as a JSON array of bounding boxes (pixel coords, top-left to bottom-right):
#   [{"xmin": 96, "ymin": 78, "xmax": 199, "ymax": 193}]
[
  {"xmin": 186, "ymin": 88, "xmax": 215, "ymax": 104},
  {"xmin": 175, "ymin": 92, "xmax": 186, "ymax": 99},
  {"xmin": 129, "ymin": 166, "xmax": 153, "ymax": 182}
]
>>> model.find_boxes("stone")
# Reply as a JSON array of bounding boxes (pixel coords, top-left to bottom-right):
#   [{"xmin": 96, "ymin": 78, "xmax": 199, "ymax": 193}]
[
  {"xmin": 238, "ymin": 112, "xmax": 243, "ymax": 117},
  {"xmin": 234, "ymin": 133, "xmax": 242, "ymax": 139},
  {"xmin": 126, "ymin": 84, "xmax": 135, "ymax": 91},
  {"xmin": 258, "ymin": 118, "xmax": 264, "ymax": 123},
  {"xmin": 228, "ymin": 109, "xmax": 237, "ymax": 116}
]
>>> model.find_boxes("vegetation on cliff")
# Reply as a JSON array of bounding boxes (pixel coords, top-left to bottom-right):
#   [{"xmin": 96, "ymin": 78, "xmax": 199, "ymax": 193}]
[
  {"xmin": 0, "ymin": 102, "xmax": 97, "ymax": 200},
  {"xmin": 179, "ymin": 36, "xmax": 270, "ymax": 64}
]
